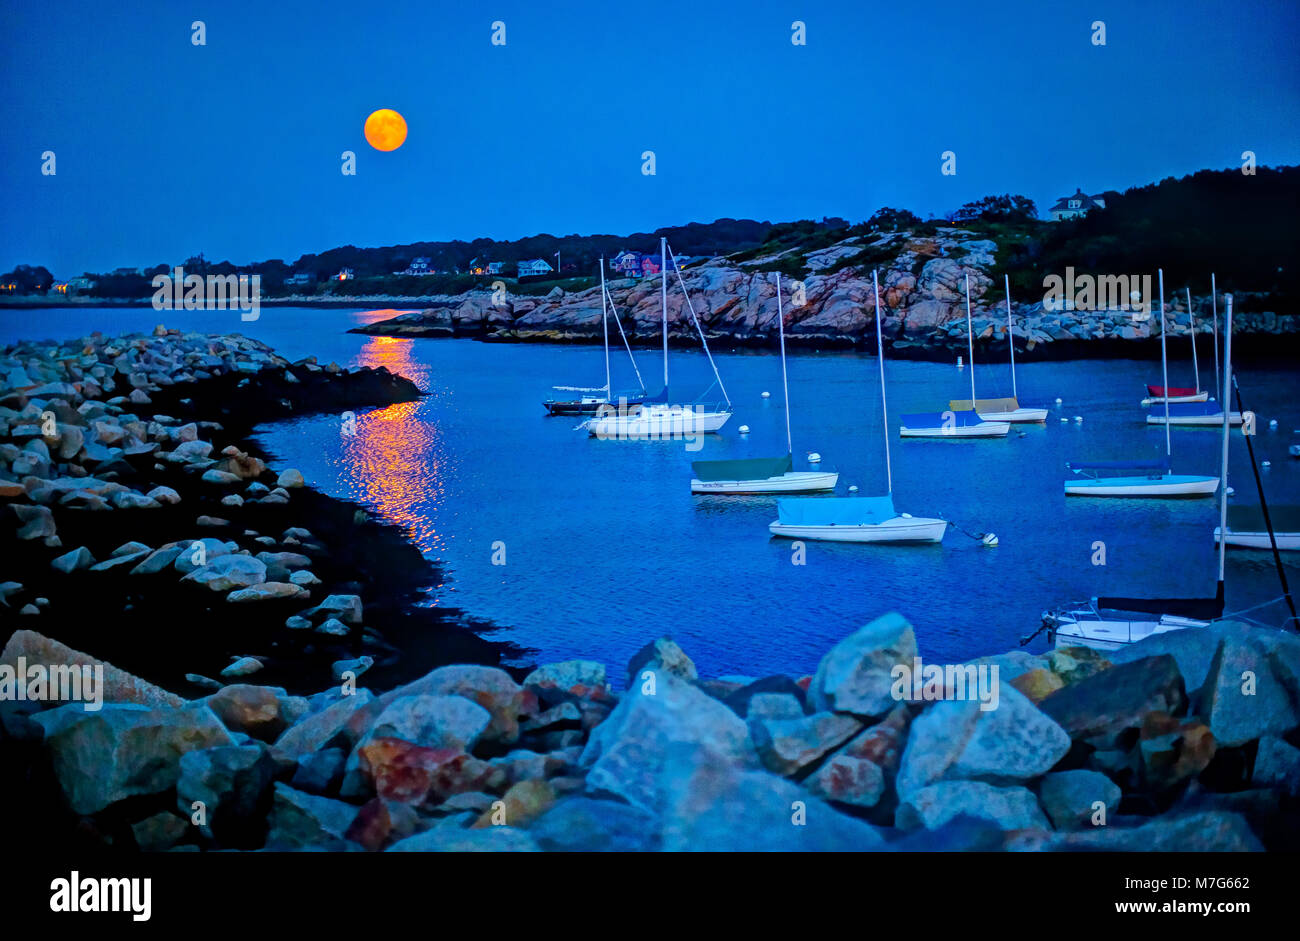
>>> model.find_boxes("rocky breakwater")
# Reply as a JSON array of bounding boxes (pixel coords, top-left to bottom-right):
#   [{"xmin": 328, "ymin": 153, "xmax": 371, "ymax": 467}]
[
  {"xmin": 0, "ymin": 327, "xmax": 517, "ymax": 704},
  {"xmin": 350, "ymin": 228, "xmax": 1299, "ymax": 361},
  {"xmin": 5, "ymin": 612, "xmax": 1297, "ymax": 851}
]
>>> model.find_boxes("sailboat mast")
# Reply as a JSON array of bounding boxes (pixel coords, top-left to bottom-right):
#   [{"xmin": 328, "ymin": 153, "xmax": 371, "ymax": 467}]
[
  {"xmin": 1218, "ymin": 293, "xmax": 1232, "ymax": 591},
  {"xmin": 1211, "ymin": 273, "xmax": 1220, "ymax": 399},
  {"xmin": 660, "ymin": 236, "xmax": 668, "ymax": 394},
  {"xmin": 1159, "ymin": 269, "xmax": 1171, "ymax": 458},
  {"xmin": 874, "ymin": 270, "xmax": 893, "ymax": 495},
  {"xmin": 965, "ymin": 273, "xmax": 976, "ymax": 402},
  {"xmin": 1004, "ymin": 274, "xmax": 1017, "ymax": 400},
  {"xmin": 776, "ymin": 273, "xmax": 792, "ymax": 456},
  {"xmin": 600, "ymin": 257, "xmax": 611, "ymax": 396},
  {"xmin": 1187, "ymin": 286, "xmax": 1200, "ymax": 393}
]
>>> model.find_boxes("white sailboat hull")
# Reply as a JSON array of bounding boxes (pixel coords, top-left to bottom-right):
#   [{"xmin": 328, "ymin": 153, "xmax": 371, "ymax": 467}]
[
  {"xmin": 1147, "ymin": 411, "xmax": 1243, "ymax": 426},
  {"xmin": 1214, "ymin": 527, "xmax": 1300, "ymax": 550},
  {"xmin": 587, "ymin": 406, "xmax": 731, "ymax": 438},
  {"xmin": 1065, "ymin": 475, "xmax": 1219, "ymax": 497},
  {"xmin": 692, "ymin": 471, "xmax": 839, "ymax": 494},
  {"xmin": 1141, "ymin": 391, "xmax": 1209, "ymax": 406},
  {"xmin": 900, "ymin": 421, "xmax": 1010, "ymax": 438},
  {"xmin": 976, "ymin": 407, "xmax": 1049, "ymax": 423},
  {"xmin": 768, "ymin": 516, "xmax": 947, "ymax": 543}
]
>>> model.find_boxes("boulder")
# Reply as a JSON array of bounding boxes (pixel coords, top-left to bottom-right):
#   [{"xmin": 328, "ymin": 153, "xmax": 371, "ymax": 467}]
[
  {"xmin": 176, "ymin": 744, "xmax": 277, "ymax": 846},
  {"xmin": 529, "ymin": 797, "xmax": 661, "ymax": 852},
  {"xmin": 264, "ymin": 782, "xmax": 359, "ymax": 850},
  {"xmin": 181, "ymin": 555, "xmax": 267, "ymax": 591},
  {"xmin": 897, "ymin": 781, "xmax": 1049, "ymax": 831},
  {"xmin": 896, "ymin": 682, "xmax": 1070, "ymax": 798},
  {"xmin": 273, "ymin": 689, "xmax": 375, "ymax": 758},
  {"xmin": 808, "ymin": 612, "xmax": 917, "ymax": 717},
  {"xmin": 1038, "ymin": 769, "xmax": 1122, "ymax": 829},
  {"xmin": 1200, "ymin": 635, "xmax": 1300, "ymax": 746},
  {"xmin": 749, "ymin": 711, "xmax": 863, "ymax": 777},
  {"xmin": 580, "ymin": 672, "xmax": 756, "ymax": 812},
  {"xmin": 32, "ymin": 703, "xmax": 234, "ymax": 814},
  {"xmin": 625, "ymin": 637, "xmax": 698, "ymax": 689},
  {"xmin": 1038, "ymin": 654, "xmax": 1187, "ymax": 749}
]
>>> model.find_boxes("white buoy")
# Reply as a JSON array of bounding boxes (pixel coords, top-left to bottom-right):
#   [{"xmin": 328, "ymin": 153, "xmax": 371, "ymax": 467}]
[
  {"xmin": 761, "ymin": 391, "xmax": 771, "ymax": 398},
  {"xmin": 1269, "ymin": 419, "xmax": 1278, "ymax": 430},
  {"xmin": 1073, "ymin": 415, "xmax": 1083, "ymax": 423},
  {"xmin": 1262, "ymin": 460, "xmax": 1272, "ymax": 468},
  {"xmin": 848, "ymin": 485, "xmax": 859, "ymax": 492},
  {"xmin": 807, "ymin": 452, "xmax": 821, "ymax": 463},
  {"xmin": 1060, "ymin": 417, "xmax": 1069, "ymax": 423},
  {"xmin": 982, "ymin": 533, "xmax": 999, "ymax": 547},
  {"xmin": 738, "ymin": 424, "xmax": 750, "ymax": 434},
  {"xmin": 1055, "ymin": 397, "xmax": 1063, "ymax": 405}
]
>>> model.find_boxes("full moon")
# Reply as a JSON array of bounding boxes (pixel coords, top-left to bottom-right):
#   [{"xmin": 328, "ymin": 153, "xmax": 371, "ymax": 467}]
[{"xmin": 364, "ymin": 109, "xmax": 407, "ymax": 152}]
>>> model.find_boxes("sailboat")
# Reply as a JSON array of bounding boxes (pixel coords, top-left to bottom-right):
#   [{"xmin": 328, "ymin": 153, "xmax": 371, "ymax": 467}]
[
  {"xmin": 1041, "ymin": 292, "xmax": 1241, "ymax": 650},
  {"xmin": 900, "ymin": 274, "xmax": 1010, "ymax": 438},
  {"xmin": 1066, "ymin": 269, "xmax": 1219, "ymax": 497},
  {"xmin": 690, "ymin": 273, "xmax": 838, "ymax": 494},
  {"xmin": 948, "ymin": 275, "xmax": 1048, "ymax": 422},
  {"xmin": 543, "ymin": 258, "xmax": 649, "ymax": 415},
  {"xmin": 1141, "ymin": 286, "xmax": 1209, "ymax": 405},
  {"xmin": 582, "ymin": 238, "xmax": 732, "ymax": 438},
  {"xmin": 768, "ymin": 270, "xmax": 947, "ymax": 543},
  {"xmin": 1215, "ymin": 505, "xmax": 1300, "ymax": 551}
]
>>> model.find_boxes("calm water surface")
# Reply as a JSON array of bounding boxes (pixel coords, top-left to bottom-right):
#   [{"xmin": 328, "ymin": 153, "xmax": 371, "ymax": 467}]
[{"xmin": 4, "ymin": 306, "xmax": 1297, "ymax": 681}]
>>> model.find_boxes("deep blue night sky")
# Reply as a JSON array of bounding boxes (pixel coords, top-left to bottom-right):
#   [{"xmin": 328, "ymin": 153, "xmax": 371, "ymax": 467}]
[{"xmin": 2, "ymin": 0, "xmax": 1298, "ymax": 275}]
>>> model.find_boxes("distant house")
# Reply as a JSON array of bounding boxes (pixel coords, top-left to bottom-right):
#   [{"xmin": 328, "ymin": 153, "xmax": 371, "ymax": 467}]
[
  {"xmin": 285, "ymin": 272, "xmax": 316, "ymax": 287},
  {"xmin": 641, "ymin": 255, "xmax": 662, "ymax": 276},
  {"xmin": 466, "ymin": 257, "xmax": 488, "ymax": 276},
  {"xmin": 487, "ymin": 261, "xmax": 505, "ymax": 275},
  {"xmin": 517, "ymin": 258, "xmax": 554, "ymax": 278},
  {"xmin": 397, "ymin": 257, "xmax": 433, "ymax": 276},
  {"xmin": 1048, "ymin": 189, "xmax": 1107, "ymax": 222},
  {"xmin": 334, "ymin": 268, "xmax": 354, "ymax": 281},
  {"xmin": 611, "ymin": 251, "xmax": 643, "ymax": 277}
]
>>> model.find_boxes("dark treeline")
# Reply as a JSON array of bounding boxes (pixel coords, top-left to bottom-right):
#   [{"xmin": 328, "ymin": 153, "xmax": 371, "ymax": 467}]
[{"xmin": 6, "ymin": 166, "xmax": 1295, "ymax": 302}]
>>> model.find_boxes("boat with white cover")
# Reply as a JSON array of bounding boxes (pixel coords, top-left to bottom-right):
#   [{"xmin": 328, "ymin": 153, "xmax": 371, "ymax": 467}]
[
  {"xmin": 769, "ymin": 270, "xmax": 946, "ymax": 544},
  {"xmin": 1141, "ymin": 285, "xmax": 1210, "ymax": 405},
  {"xmin": 1146, "ymin": 402, "xmax": 1243, "ymax": 426},
  {"xmin": 691, "ymin": 273, "xmax": 837, "ymax": 494},
  {"xmin": 900, "ymin": 409, "xmax": 1009, "ymax": 437},
  {"xmin": 948, "ymin": 275, "xmax": 1048, "ymax": 422}
]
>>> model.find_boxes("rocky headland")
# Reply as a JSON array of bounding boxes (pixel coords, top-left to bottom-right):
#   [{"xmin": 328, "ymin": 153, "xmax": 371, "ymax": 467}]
[
  {"xmin": 3, "ymin": 614, "xmax": 1298, "ymax": 852},
  {"xmin": 351, "ymin": 228, "xmax": 1300, "ymax": 361}
]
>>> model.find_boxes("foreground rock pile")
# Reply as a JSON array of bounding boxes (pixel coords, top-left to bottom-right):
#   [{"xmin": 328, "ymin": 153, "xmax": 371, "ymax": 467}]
[
  {"xmin": 4, "ymin": 614, "xmax": 1297, "ymax": 851},
  {"xmin": 352, "ymin": 228, "xmax": 1298, "ymax": 358}
]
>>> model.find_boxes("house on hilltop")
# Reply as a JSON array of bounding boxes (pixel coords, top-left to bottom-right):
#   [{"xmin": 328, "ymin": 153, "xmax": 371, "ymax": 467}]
[
  {"xmin": 1048, "ymin": 188, "xmax": 1107, "ymax": 221},
  {"xmin": 517, "ymin": 258, "xmax": 554, "ymax": 278}
]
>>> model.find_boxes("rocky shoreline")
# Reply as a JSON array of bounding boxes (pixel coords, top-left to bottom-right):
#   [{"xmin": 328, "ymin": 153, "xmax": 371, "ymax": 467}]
[
  {"xmin": 3, "ymin": 615, "xmax": 1298, "ymax": 851},
  {"xmin": 349, "ymin": 228, "xmax": 1300, "ymax": 362}
]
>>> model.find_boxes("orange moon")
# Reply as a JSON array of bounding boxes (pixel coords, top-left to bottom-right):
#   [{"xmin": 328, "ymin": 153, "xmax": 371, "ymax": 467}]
[{"xmin": 364, "ymin": 109, "xmax": 407, "ymax": 151}]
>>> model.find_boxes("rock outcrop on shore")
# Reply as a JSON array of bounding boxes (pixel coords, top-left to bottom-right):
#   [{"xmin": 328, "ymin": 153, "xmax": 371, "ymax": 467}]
[
  {"xmin": 5, "ymin": 615, "xmax": 1297, "ymax": 852},
  {"xmin": 350, "ymin": 229, "xmax": 1299, "ymax": 360}
]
